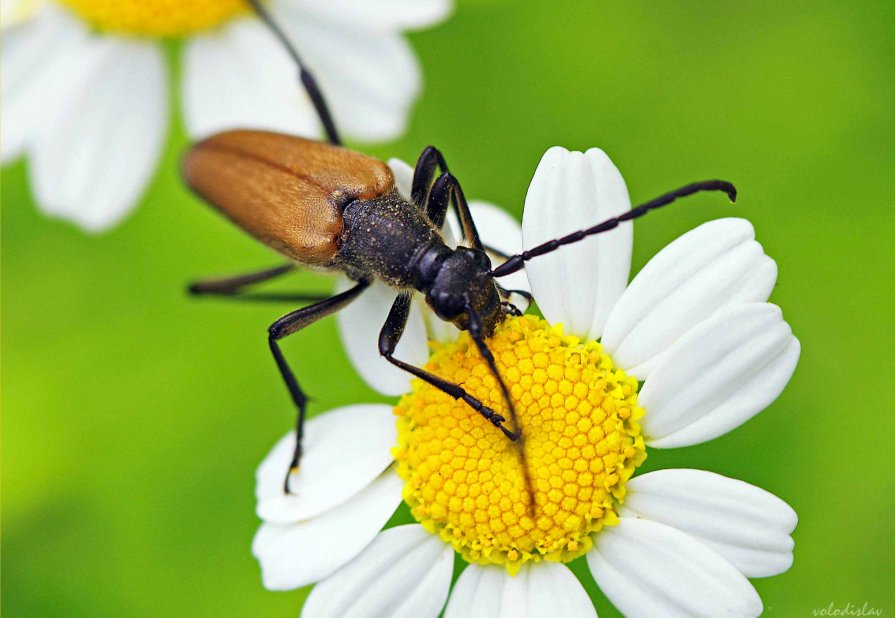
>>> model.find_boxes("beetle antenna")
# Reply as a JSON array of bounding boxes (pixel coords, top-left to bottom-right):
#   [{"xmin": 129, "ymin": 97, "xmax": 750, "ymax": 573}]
[
  {"xmin": 491, "ymin": 180, "xmax": 737, "ymax": 278},
  {"xmin": 245, "ymin": 0, "xmax": 342, "ymax": 146},
  {"xmin": 496, "ymin": 283, "xmax": 533, "ymax": 304},
  {"xmin": 466, "ymin": 304, "xmax": 536, "ymax": 515}
]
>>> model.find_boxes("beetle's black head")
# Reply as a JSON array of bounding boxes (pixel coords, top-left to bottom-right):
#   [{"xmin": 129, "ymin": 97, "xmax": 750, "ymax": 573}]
[{"xmin": 425, "ymin": 247, "xmax": 502, "ymax": 334}]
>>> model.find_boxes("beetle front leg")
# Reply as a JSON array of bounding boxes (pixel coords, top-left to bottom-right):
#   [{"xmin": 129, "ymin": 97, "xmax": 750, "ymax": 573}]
[{"xmin": 378, "ymin": 293, "xmax": 518, "ymax": 440}]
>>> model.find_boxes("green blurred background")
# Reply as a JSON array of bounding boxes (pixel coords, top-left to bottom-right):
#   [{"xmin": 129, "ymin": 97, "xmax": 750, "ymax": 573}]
[{"xmin": 3, "ymin": 0, "xmax": 894, "ymax": 615}]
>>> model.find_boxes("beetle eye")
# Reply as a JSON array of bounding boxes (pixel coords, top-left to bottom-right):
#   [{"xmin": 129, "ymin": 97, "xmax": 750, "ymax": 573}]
[
  {"xmin": 472, "ymin": 250, "xmax": 491, "ymax": 269},
  {"xmin": 433, "ymin": 291, "xmax": 464, "ymax": 320}
]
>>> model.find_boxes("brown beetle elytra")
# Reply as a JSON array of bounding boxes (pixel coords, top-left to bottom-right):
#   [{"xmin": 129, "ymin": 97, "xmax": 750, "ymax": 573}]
[{"xmin": 184, "ymin": 130, "xmax": 392, "ymax": 266}]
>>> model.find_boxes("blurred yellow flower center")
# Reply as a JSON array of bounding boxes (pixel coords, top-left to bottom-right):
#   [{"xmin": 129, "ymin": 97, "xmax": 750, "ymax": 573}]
[
  {"xmin": 57, "ymin": 0, "xmax": 248, "ymax": 37},
  {"xmin": 394, "ymin": 316, "xmax": 646, "ymax": 574}
]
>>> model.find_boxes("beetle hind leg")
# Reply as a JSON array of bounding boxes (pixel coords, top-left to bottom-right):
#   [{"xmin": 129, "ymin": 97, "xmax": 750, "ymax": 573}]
[
  {"xmin": 188, "ymin": 263, "xmax": 333, "ymax": 304},
  {"xmin": 245, "ymin": 0, "xmax": 341, "ymax": 146}
]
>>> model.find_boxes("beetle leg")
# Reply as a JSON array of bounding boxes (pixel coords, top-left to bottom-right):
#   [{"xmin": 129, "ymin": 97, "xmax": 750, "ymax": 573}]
[
  {"xmin": 494, "ymin": 283, "xmax": 531, "ymax": 317},
  {"xmin": 378, "ymin": 292, "xmax": 519, "ymax": 440},
  {"xmin": 429, "ymin": 172, "xmax": 485, "ymax": 252},
  {"xmin": 188, "ymin": 263, "xmax": 330, "ymax": 303},
  {"xmin": 501, "ymin": 302, "xmax": 523, "ymax": 317},
  {"xmin": 268, "ymin": 279, "xmax": 371, "ymax": 492},
  {"xmin": 465, "ymin": 305, "xmax": 522, "ymax": 440},
  {"xmin": 482, "ymin": 243, "xmax": 512, "ymax": 261},
  {"xmin": 410, "ymin": 146, "xmax": 448, "ymax": 210},
  {"xmin": 495, "ymin": 283, "xmax": 533, "ymax": 304},
  {"xmin": 411, "ymin": 147, "xmax": 486, "ymax": 254},
  {"xmin": 189, "ymin": 263, "xmax": 293, "ymax": 294},
  {"xmin": 467, "ymin": 303, "xmax": 535, "ymax": 513},
  {"xmin": 245, "ymin": 0, "xmax": 341, "ymax": 145}
]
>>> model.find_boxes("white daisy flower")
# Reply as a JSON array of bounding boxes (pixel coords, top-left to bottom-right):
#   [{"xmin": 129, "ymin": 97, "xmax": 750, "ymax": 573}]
[
  {"xmin": 1, "ymin": 0, "xmax": 451, "ymax": 232},
  {"xmin": 253, "ymin": 146, "xmax": 800, "ymax": 617}
]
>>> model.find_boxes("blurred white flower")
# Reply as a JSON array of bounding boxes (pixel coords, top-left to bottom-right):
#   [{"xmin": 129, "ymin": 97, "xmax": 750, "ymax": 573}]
[{"xmin": 1, "ymin": 0, "xmax": 452, "ymax": 231}]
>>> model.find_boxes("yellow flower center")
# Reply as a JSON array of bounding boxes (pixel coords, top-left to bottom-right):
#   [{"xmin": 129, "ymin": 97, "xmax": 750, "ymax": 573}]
[
  {"xmin": 57, "ymin": 0, "xmax": 248, "ymax": 37},
  {"xmin": 394, "ymin": 316, "xmax": 646, "ymax": 574}
]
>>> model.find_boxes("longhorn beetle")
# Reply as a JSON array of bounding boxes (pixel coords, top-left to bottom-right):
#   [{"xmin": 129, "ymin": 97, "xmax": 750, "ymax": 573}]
[{"xmin": 184, "ymin": 0, "xmax": 737, "ymax": 500}]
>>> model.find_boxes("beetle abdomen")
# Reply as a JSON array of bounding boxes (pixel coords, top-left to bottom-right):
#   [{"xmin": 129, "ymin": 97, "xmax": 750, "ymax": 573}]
[{"xmin": 182, "ymin": 130, "xmax": 395, "ymax": 265}]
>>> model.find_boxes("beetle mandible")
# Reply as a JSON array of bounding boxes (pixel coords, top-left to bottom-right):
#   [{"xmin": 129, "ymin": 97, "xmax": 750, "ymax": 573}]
[{"xmin": 184, "ymin": 0, "xmax": 737, "ymax": 496}]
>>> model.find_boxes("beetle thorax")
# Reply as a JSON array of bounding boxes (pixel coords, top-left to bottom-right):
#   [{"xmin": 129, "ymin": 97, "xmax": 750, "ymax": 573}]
[{"xmin": 338, "ymin": 192, "xmax": 442, "ymax": 287}]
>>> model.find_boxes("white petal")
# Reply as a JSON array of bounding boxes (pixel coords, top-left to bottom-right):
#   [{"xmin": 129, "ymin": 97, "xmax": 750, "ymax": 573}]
[
  {"xmin": 522, "ymin": 147, "xmax": 632, "ymax": 340},
  {"xmin": 470, "ymin": 201, "xmax": 522, "ymax": 260},
  {"xmin": 281, "ymin": 0, "xmax": 452, "ymax": 33},
  {"xmin": 29, "ymin": 38, "xmax": 168, "ymax": 231},
  {"xmin": 336, "ymin": 278, "xmax": 428, "ymax": 396},
  {"xmin": 588, "ymin": 518, "xmax": 762, "ymax": 618},
  {"xmin": 602, "ymin": 218, "xmax": 777, "ymax": 379},
  {"xmin": 183, "ymin": 19, "xmax": 319, "ymax": 140},
  {"xmin": 504, "ymin": 563, "xmax": 596, "ymax": 618},
  {"xmin": 256, "ymin": 405, "xmax": 397, "ymax": 523},
  {"xmin": 639, "ymin": 303, "xmax": 800, "ymax": 447},
  {"xmin": 446, "ymin": 562, "xmax": 595, "ymax": 618},
  {"xmin": 276, "ymin": 6, "xmax": 421, "ymax": 142},
  {"xmin": 622, "ymin": 469, "xmax": 797, "ymax": 577},
  {"xmin": 252, "ymin": 469, "xmax": 402, "ymax": 590},
  {"xmin": 1, "ymin": 7, "xmax": 89, "ymax": 162},
  {"xmin": 471, "ymin": 201, "xmax": 532, "ymax": 309},
  {"xmin": 444, "ymin": 565, "xmax": 505, "ymax": 618},
  {"xmin": 302, "ymin": 525, "xmax": 454, "ymax": 618},
  {"xmin": 387, "ymin": 157, "xmax": 414, "ymax": 199}
]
